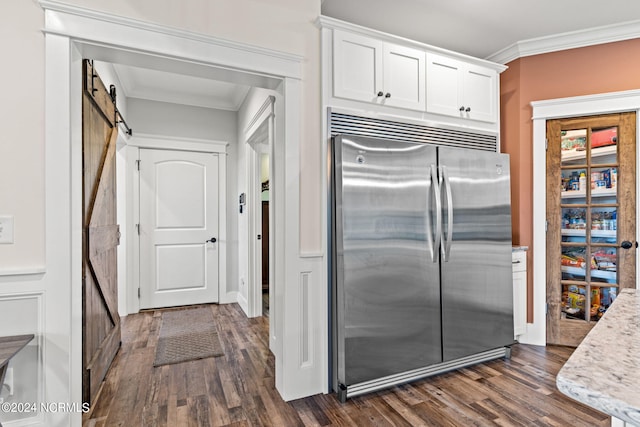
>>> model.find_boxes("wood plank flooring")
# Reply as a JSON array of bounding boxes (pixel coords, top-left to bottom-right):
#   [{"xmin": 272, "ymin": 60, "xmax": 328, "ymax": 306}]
[{"xmin": 83, "ymin": 303, "xmax": 610, "ymax": 426}]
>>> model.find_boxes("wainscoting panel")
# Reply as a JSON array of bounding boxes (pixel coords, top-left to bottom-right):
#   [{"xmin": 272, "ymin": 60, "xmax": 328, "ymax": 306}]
[
  {"xmin": 300, "ymin": 271, "xmax": 312, "ymax": 368},
  {"xmin": 0, "ymin": 291, "xmax": 44, "ymax": 426}
]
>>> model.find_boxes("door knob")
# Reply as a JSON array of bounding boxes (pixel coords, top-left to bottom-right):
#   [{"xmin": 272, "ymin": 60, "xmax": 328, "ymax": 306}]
[
  {"xmin": 377, "ymin": 91, "xmax": 384, "ymax": 97},
  {"xmin": 620, "ymin": 240, "xmax": 637, "ymax": 249},
  {"xmin": 206, "ymin": 237, "xmax": 217, "ymax": 243},
  {"xmin": 385, "ymin": 92, "xmax": 391, "ymax": 98},
  {"xmin": 459, "ymin": 106, "xmax": 465, "ymax": 112},
  {"xmin": 465, "ymin": 107, "xmax": 471, "ymax": 112}
]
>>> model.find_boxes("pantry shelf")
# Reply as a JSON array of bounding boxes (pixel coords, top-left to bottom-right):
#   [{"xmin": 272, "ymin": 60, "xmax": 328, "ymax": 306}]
[
  {"xmin": 561, "ymin": 188, "xmax": 617, "ymax": 199},
  {"xmin": 561, "ymin": 144, "xmax": 617, "ymax": 162},
  {"xmin": 561, "ymin": 266, "xmax": 616, "ymax": 281},
  {"xmin": 561, "ymin": 229, "xmax": 616, "ymax": 238}
]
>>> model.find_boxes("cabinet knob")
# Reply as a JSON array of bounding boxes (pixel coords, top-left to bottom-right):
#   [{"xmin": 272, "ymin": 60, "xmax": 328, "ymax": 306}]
[
  {"xmin": 459, "ymin": 106, "xmax": 465, "ymax": 112},
  {"xmin": 377, "ymin": 91, "xmax": 384, "ymax": 97},
  {"xmin": 385, "ymin": 93, "xmax": 391, "ymax": 98},
  {"xmin": 465, "ymin": 107, "xmax": 471, "ymax": 112}
]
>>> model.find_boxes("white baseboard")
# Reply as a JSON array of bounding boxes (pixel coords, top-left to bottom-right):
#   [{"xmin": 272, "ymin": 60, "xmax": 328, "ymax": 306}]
[
  {"xmin": 236, "ymin": 292, "xmax": 248, "ymax": 316},
  {"xmin": 219, "ymin": 291, "xmax": 239, "ymax": 305}
]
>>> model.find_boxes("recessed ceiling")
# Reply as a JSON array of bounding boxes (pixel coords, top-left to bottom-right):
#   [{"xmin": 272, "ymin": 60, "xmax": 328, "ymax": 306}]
[
  {"xmin": 113, "ymin": 63, "xmax": 250, "ymax": 111},
  {"xmin": 321, "ymin": 0, "xmax": 640, "ymax": 59}
]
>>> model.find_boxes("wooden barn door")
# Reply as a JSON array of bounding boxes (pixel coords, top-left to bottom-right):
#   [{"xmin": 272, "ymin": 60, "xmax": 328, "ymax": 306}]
[{"xmin": 82, "ymin": 59, "xmax": 121, "ymax": 405}]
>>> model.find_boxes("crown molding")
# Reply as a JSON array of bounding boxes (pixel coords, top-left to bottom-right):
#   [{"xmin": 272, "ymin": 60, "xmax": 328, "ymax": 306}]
[
  {"xmin": 487, "ymin": 19, "xmax": 640, "ymax": 65},
  {"xmin": 127, "ymin": 133, "xmax": 230, "ymax": 153}
]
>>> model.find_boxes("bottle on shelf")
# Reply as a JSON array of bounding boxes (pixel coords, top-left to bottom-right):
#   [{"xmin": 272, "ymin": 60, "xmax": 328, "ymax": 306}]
[
  {"xmin": 611, "ymin": 168, "xmax": 617, "ymax": 188},
  {"xmin": 579, "ymin": 172, "xmax": 587, "ymax": 191}
]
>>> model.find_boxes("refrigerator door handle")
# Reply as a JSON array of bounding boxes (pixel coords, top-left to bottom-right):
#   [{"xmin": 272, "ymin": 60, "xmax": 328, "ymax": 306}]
[
  {"xmin": 440, "ymin": 165, "xmax": 454, "ymax": 261},
  {"xmin": 430, "ymin": 164, "xmax": 442, "ymax": 263}
]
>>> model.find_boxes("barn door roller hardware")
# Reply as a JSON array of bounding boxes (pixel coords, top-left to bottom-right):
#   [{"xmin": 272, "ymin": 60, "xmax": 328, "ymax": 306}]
[
  {"xmin": 109, "ymin": 84, "xmax": 133, "ymax": 136},
  {"xmin": 83, "ymin": 60, "xmax": 133, "ymax": 136}
]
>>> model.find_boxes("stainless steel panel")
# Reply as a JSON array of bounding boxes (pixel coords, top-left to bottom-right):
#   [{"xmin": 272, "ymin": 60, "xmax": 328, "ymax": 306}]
[
  {"xmin": 333, "ymin": 134, "xmax": 441, "ymax": 386},
  {"xmin": 329, "ymin": 111, "xmax": 499, "ymax": 152},
  {"xmin": 439, "ymin": 147, "xmax": 514, "ymax": 361}
]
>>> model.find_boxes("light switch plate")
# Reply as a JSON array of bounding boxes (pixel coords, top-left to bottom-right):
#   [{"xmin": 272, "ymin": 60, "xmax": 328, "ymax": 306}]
[{"xmin": 0, "ymin": 216, "xmax": 14, "ymax": 244}]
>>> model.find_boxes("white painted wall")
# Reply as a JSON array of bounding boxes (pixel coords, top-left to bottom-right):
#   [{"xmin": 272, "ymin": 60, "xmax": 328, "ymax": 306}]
[
  {"xmin": 127, "ymin": 98, "xmax": 237, "ymax": 142},
  {"xmin": 0, "ymin": 0, "xmax": 45, "ymax": 272}
]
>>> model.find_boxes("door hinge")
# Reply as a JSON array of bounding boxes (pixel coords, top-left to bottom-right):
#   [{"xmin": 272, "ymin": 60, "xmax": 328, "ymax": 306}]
[
  {"xmin": 136, "ymin": 223, "xmax": 140, "ymax": 235},
  {"xmin": 545, "ymin": 138, "xmax": 548, "ymax": 150},
  {"xmin": 138, "ymin": 288, "xmax": 141, "ymax": 299},
  {"xmin": 136, "ymin": 159, "xmax": 141, "ymax": 171},
  {"xmin": 545, "ymin": 220, "xmax": 548, "ymax": 232}
]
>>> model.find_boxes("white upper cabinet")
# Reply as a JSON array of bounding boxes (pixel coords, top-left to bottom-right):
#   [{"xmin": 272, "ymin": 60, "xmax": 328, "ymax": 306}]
[
  {"xmin": 426, "ymin": 53, "xmax": 498, "ymax": 123},
  {"xmin": 333, "ymin": 30, "xmax": 425, "ymax": 111}
]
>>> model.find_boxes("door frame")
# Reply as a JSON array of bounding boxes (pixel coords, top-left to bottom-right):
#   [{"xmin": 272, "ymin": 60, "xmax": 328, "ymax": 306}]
[
  {"xmin": 132, "ymin": 138, "xmax": 228, "ymax": 311},
  {"xmin": 245, "ymin": 96, "xmax": 275, "ymax": 321},
  {"xmin": 42, "ymin": 3, "xmax": 321, "ymax": 419},
  {"xmin": 525, "ymin": 90, "xmax": 640, "ymax": 346}
]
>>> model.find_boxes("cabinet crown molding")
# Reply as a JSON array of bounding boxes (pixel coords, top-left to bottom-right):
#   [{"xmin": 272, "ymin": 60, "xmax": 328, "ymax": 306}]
[{"xmin": 317, "ymin": 15, "xmax": 507, "ymax": 73}]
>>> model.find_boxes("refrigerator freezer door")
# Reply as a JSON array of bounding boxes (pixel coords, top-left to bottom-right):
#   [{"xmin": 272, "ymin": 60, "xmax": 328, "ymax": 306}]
[
  {"xmin": 334, "ymin": 134, "xmax": 441, "ymax": 386},
  {"xmin": 438, "ymin": 147, "xmax": 514, "ymax": 361}
]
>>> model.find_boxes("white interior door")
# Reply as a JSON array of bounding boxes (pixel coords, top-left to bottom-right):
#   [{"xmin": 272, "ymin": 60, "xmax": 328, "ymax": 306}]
[{"xmin": 139, "ymin": 148, "xmax": 219, "ymax": 309}]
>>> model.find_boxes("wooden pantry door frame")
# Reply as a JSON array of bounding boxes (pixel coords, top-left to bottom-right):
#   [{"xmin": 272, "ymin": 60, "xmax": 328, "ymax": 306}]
[
  {"xmin": 526, "ymin": 90, "xmax": 640, "ymax": 347},
  {"xmin": 546, "ymin": 112, "xmax": 636, "ymax": 346}
]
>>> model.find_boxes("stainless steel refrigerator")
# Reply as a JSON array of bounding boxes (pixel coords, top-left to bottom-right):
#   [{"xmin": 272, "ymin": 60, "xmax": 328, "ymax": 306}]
[{"xmin": 331, "ymin": 133, "xmax": 514, "ymax": 401}]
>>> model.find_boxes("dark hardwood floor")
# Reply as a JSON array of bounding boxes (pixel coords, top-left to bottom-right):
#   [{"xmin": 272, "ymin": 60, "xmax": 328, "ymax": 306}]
[{"xmin": 83, "ymin": 303, "xmax": 610, "ymax": 426}]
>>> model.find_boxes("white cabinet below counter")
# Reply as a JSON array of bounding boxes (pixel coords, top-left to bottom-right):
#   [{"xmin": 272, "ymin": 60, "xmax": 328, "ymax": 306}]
[
  {"xmin": 426, "ymin": 52, "xmax": 498, "ymax": 123},
  {"xmin": 333, "ymin": 29, "xmax": 426, "ymax": 111},
  {"xmin": 512, "ymin": 249, "xmax": 527, "ymax": 340}
]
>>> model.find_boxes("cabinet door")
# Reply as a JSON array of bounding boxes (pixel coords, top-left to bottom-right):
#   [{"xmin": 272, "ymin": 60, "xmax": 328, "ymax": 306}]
[
  {"xmin": 333, "ymin": 29, "xmax": 383, "ymax": 104},
  {"xmin": 512, "ymin": 251, "xmax": 527, "ymax": 338},
  {"xmin": 382, "ymin": 43, "xmax": 425, "ymax": 110},
  {"xmin": 425, "ymin": 53, "xmax": 462, "ymax": 118},
  {"xmin": 461, "ymin": 64, "xmax": 497, "ymax": 123},
  {"xmin": 426, "ymin": 53, "xmax": 498, "ymax": 123}
]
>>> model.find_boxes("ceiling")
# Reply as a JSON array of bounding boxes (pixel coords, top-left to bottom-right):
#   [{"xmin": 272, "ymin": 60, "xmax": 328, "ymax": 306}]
[
  {"xmin": 113, "ymin": 64, "xmax": 250, "ymax": 111},
  {"xmin": 321, "ymin": 0, "xmax": 640, "ymax": 59},
  {"xmin": 114, "ymin": 1, "xmax": 640, "ymax": 111}
]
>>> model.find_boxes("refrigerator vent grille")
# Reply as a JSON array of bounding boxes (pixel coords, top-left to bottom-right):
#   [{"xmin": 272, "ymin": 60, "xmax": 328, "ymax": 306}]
[{"xmin": 330, "ymin": 112, "xmax": 498, "ymax": 152}]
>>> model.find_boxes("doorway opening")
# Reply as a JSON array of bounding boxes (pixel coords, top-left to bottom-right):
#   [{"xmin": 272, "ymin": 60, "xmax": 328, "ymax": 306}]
[
  {"xmin": 245, "ymin": 95, "xmax": 275, "ymax": 354},
  {"xmin": 260, "ymin": 152, "xmax": 271, "ymax": 318},
  {"xmin": 43, "ymin": 3, "xmax": 318, "ymax": 408}
]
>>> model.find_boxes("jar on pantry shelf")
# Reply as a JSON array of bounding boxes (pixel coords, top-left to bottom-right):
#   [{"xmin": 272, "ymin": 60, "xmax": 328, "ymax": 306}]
[{"xmin": 579, "ymin": 172, "xmax": 587, "ymax": 191}]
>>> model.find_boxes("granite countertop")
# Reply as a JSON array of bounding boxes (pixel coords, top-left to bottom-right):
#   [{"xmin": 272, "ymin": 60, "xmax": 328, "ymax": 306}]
[
  {"xmin": 512, "ymin": 246, "xmax": 528, "ymax": 252},
  {"xmin": 556, "ymin": 289, "xmax": 640, "ymax": 425}
]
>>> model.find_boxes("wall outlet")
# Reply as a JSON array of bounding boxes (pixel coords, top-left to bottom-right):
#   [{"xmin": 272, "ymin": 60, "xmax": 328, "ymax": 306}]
[{"xmin": 0, "ymin": 216, "xmax": 14, "ymax": 244}]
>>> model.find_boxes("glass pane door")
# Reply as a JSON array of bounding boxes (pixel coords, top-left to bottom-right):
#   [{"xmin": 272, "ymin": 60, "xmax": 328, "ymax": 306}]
[{"xmin": 560, "ymin": 126, "xmax": 619, "ymax": 323}]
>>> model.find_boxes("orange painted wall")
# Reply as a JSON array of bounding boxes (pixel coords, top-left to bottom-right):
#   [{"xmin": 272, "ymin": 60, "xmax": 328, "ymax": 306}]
[{"xmin": 501, "ymin": 38, "xmax": 640, "ymax": 322}]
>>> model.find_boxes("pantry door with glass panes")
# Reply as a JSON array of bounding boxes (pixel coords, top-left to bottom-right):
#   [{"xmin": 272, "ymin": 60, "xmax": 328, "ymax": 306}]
[{"xmin": 546, "ymin": 112, "xmax": 636, "ymax": 347}]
